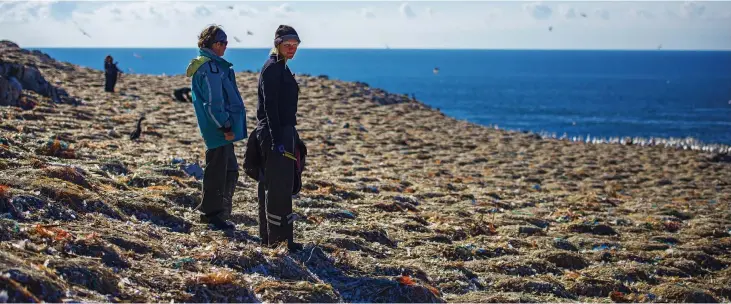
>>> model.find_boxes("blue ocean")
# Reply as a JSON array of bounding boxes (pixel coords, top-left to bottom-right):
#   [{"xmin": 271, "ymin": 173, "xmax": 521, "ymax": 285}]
[{"xmin": 36, "ymin": 48, "xmax": 731, "ymax": 145}]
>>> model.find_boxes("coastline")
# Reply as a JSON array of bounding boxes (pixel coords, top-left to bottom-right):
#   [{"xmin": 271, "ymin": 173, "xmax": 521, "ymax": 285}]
[
  {"xmin": 30, "ymin": 47, "xmax": 731, "ymax": 148},
  {"xmin": 2, "ymin": 41, "xmax": 730, "ymax": 302}
]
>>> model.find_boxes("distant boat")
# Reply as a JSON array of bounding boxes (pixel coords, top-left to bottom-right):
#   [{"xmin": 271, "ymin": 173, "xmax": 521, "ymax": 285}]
[
  {"xmin": 657, "ymin": 44, "xmax": 663, "ymax": 50},
  {"xmin": 433, "ymin": 67, "xmax": 439, "ymax": 75},
  {"xmin": 133, "ymin": 52, "xmax": 142, "ymax": 59},
  {"xmin": 385, "ymin": 44, "xmax": 390, "ymax": 50}
]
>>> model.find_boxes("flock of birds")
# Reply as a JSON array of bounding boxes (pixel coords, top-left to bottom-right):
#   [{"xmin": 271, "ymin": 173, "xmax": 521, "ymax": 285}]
[
  {"xmin": 534, "ymin": 130, "xmax": 731, "ymax": 155},
  {"xmin": 73, "ymin": 4, "xmax": 254, "ymax": 43}
]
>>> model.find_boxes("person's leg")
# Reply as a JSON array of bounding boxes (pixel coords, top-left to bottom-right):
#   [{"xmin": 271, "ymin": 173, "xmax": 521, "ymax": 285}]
[
  {"xmin": 104, "ymin": 75, "xmax": 113, "ymax": 92},
  {"xmin": 221, "ymin": 144, "xmax": 238, "ymax": 220},
  {"xmin": 256, "ymin": 130, "xmax": 271, "ymax": 245},
  {"xmin": 197, "ymin": 144, "xmax": 230, "ymax": 223},
  {"xmin": 257, "ymin": 175, "xmax": 268, "ymax": 245},
  {"xmin": 264, "ymin": 126, "xmax": 296, "ymax": 246},
  {"xmin": 110, "ymin": 76, "xmax": 117, "ymax": 92}
]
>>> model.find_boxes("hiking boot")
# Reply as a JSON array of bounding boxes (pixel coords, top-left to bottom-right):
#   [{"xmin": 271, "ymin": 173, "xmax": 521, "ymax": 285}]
[
  {"xmin": 287, "ymin": 240, "xmax": 304, "ymax": 253},
  {"xmin": 208, "ymin": 216, "xmax": 235, "ymax": 231}
]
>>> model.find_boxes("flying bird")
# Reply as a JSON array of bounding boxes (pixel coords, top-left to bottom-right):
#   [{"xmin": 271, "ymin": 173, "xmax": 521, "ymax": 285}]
[
  {"xmin": 233, "ymin": 36, "xmax": 241, "ymax": 43},
  {"xmin": 580, "ymin": 12, "xmax": 587, "ymax": 17},
  {"xmin": 72, "ymin": 21, "xmax": 91, "ymax": 38},
  {"xmin": 246, "ymin": 30, "xmax": 254, "ymax": 36},
  {"xmin": 548, "ymin": 26, "xmax": 553, "ymax": 32},
  {"xmin": 79, "ymin": 28, "xmax": 91, "ymax": 38},
  {"xmin": 130, "ymin": 116, "xmax": 145, "ymax": 140},
  {"xmin": 227, "ymin": 5, "xmax": 234, "ymax": 10}
]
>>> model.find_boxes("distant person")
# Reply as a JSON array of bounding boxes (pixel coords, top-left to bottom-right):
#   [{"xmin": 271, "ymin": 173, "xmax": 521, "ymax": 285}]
[
  {"xmin": 173, "ymin": 87, "xmax": 192, "ymax": 102},
  {"xmin": 104, "ymin": 55, "xmax": 122, "ymax": 92},
  {"xmin": 255, "ymin": 25, "xmax": 303, "ymax": 251},
  {"xmin": 185, "ymin": 24, "xmax": 248, "ymax": 230}
]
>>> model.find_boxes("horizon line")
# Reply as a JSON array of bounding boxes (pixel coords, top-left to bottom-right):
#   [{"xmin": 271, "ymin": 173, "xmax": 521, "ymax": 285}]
[{"xmin": 26, "ymin": 46, "xmax": 731, "ymax": 52}]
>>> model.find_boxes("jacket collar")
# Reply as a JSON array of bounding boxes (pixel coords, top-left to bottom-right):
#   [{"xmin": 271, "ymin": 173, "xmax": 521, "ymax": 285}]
[{"xmin": 199, "ymin": 48, "xmax": 233, "ymax": 68}]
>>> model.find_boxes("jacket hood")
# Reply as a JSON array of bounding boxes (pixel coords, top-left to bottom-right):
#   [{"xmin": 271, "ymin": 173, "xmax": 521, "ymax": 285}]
[
  {"xmin": 185, "ymin": 56, "xmax": 210, "ymax": 77},
  {"xmin": 185, "ymin": 48, "xmax": 233, "ymax": 77}
]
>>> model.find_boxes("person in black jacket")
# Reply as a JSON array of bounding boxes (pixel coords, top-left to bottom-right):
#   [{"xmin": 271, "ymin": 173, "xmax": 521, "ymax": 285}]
[
  {"xmin": 104, "ymin": 55, "xmax": 122, "ymax": 93},
  {"xmin": 255, "ymin": 25, "xmax": 303, "ymax": 251}
]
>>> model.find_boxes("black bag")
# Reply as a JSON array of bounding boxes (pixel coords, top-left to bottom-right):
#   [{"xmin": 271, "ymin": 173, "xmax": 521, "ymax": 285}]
[
  {"xmin": 242, "ymin": 133, "xmax": 261, "ymax": 181},
  {"xmin": 243, "ymin": 129, "xmax": 307, "ymax": 196}
]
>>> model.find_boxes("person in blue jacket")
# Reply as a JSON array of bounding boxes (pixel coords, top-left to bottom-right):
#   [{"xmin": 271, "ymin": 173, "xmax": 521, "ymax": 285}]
[{"xmin": 185, "ymin": 25, "xmax": 247, "ymax": 230}]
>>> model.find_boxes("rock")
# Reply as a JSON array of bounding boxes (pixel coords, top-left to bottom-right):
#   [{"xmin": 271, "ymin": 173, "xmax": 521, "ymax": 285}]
[
  {"xmin": 0, "ymin": 75, "xmax": 22, "ymax": 107},
  {"xmin": 535, "ymin": 250, "xmax": 589, "ymax": 269},
  {"xmin": 0, "ymin": 62, "xmax": 78, "ymax": 105},
  {"xmin": 553, "ymin": 238, "xmax": 579, "ymax": 251},
  {"xmin": 568, "ymin": 223, "xmax": 618, "ymax": 236},
  {"xmin": 651, "ymin": 283, "xmax": 718, "ymax": 303}
]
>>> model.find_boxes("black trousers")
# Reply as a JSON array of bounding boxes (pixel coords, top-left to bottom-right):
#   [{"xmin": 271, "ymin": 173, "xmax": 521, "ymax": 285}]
[
  {"xmin": 257, "ymin": 125, "xmax": 296, "ymax": 246},
  {"xmin": 104, "ymin": 74, "xmax": 117, "ymax": 92},
  {"xmin": 197, "ymin": 143, "xmax": 239, "ymax": 221}
]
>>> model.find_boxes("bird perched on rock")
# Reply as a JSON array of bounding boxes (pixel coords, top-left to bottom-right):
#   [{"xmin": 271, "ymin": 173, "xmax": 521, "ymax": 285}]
[{"xmin": 130, "ymin": 116, "xmax": 145, "ymax": 140}]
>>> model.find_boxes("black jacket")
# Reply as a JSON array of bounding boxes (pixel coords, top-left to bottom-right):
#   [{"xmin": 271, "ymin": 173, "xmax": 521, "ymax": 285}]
[
  {"xmin": 105, "ymin": 62, "xmax": 121, "ymax": 76},
  {"xmin": 256, "ymin": 54, "xmax": 299, "ymax": 148}
]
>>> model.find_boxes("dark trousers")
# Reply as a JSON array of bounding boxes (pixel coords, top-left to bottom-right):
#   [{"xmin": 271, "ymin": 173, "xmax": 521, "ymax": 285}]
[
  {"xmin": 104, "ymin": 74, "xmax": 117, "ymax": 92},
  {"xmin": 197, "ymin": 143, "xmax": 239, "ymax": 221},
  {"xmin": 257, "ymin": 126, "xmax": 296, "ymax": 246}
]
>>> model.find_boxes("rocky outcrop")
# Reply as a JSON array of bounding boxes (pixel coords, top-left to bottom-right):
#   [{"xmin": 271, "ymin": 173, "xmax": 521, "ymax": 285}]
[{"xmin": 0, "ymin": 41, "xmax": 79, "ymax": 107}]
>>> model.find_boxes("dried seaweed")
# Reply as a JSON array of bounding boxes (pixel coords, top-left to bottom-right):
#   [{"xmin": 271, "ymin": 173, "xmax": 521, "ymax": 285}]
[{"xmin": 0, "ymin": 40, "xmax": 729, "ymax": 303}]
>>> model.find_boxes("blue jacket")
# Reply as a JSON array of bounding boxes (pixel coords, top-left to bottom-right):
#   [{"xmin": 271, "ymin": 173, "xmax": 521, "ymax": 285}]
[{"xmin": 186, "ymin": 48, "xmax": 247, "ymax": 150}]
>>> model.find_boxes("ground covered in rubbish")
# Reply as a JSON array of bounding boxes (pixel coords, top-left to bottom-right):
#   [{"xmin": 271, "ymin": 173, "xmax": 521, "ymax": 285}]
[{"xmin": 1, "ymin": 40, "xmax": 730, "ymax": 303}]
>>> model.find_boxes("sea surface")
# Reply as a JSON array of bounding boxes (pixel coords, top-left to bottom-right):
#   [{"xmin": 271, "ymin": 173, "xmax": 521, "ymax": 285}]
[{"xmin": 36, "ymin": 48, "xmax": 731, "ymax": 145}]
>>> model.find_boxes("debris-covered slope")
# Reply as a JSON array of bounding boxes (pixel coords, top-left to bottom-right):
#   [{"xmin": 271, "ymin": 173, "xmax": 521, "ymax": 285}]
[{"xmin": 1, "ymin": 40, "xmax": 730, "ymax": 303}]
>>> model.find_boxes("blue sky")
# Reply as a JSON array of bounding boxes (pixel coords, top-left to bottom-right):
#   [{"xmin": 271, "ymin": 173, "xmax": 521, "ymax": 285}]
[{"xmin": 1, "ymin": 1, "xmax": 730, "ymax": 49}]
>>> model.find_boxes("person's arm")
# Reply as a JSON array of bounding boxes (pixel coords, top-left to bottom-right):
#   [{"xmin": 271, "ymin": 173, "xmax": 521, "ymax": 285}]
[
  {"xmin": 195, "ymin": 64, "xmax": 231, "ymax": 132},
  {"xmin": 261, "ymin": 65, "xmax": 282, "ymax": 149}
]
